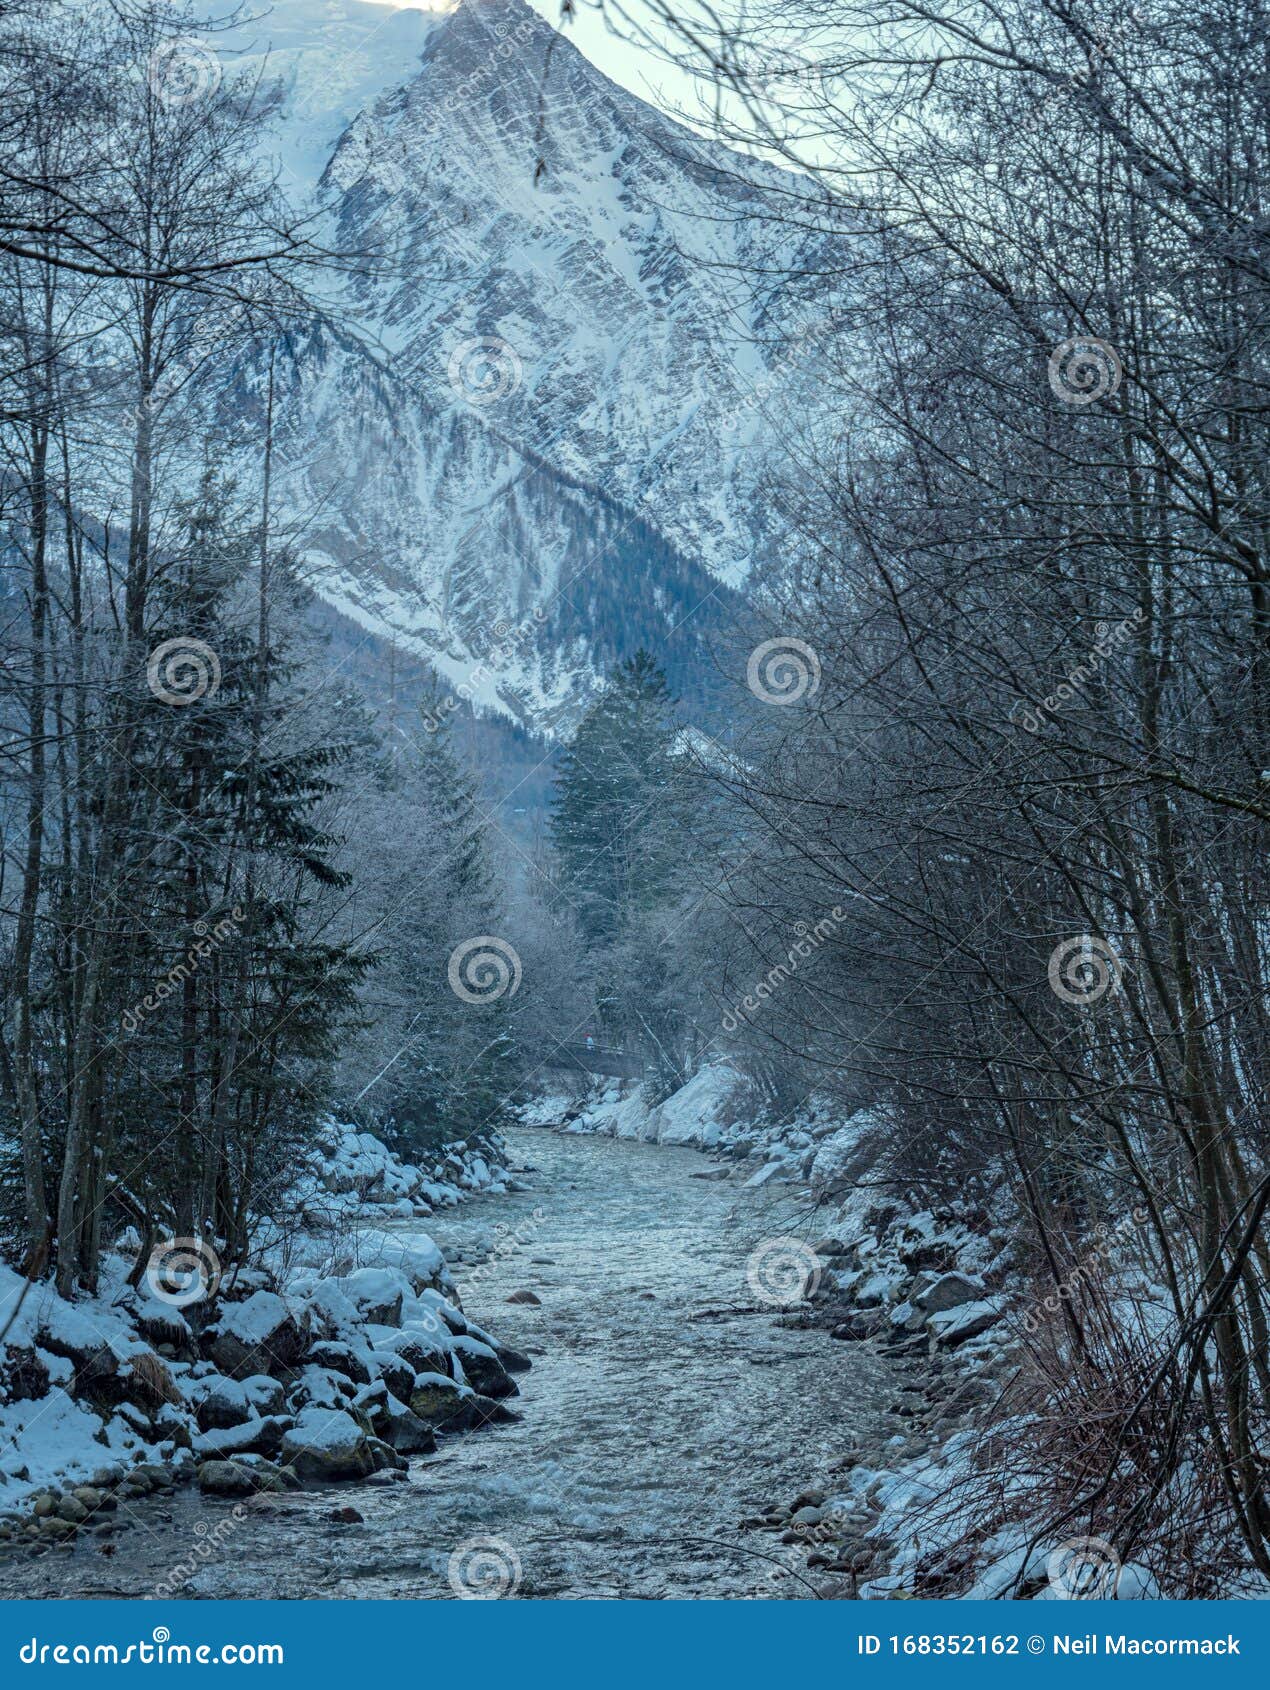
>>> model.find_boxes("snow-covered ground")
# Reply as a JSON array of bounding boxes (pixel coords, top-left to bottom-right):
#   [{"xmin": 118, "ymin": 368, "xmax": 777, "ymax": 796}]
[
  {"xmin": 0, "ymin": 1122, "xmax": 523, "ymax": 1548},
  {"xmin": 523, "ymin": 1063, "xmax": 888, "ymax": 1197}
]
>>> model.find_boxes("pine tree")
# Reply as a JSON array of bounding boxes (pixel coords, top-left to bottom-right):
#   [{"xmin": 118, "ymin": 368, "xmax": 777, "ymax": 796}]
[
  {"xmin": 98, "ymin": 473, "xmax": 371, "ymax": 1270},
  {"xmin": 549, "ymin": 649, "xmax": 687, "ymax": 947},
  {"xmin": 547, "ymin": 651, "xmax": 700, "ymax": 1071}
]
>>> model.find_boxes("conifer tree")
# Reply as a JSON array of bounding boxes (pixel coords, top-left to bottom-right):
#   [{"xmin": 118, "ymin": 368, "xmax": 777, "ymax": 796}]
[
  {"xmin": 548, "ymin": 651, "xmax": 697, "ymax": 1069},
  {"xmin": 549, "ymin": 649, "xmax": 687, "ymax": 946}
]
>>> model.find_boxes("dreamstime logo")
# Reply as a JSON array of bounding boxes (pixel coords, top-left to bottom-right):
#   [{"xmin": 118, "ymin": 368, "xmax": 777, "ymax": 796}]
[
  {"xmin": 146, "ymin": 637, "xmax": 220, "ymax": 706},
  {"xmin": 747, "ymin": 637, "xmax": 821, "ymax": 706},
  {"xmin": 447, "ymin": 1535, "xmax": 522, "ymax": 1599},
  {"xmin": 447, "ymin": 936, "xmax": 522, "ymax": 1004},
  {"xmin": 1021, "ymin": 1205, "xmax": 1150, "ymax": 1335},
  {"xmin": 147, "ymin": 39, "xmax": 222, "ymax": 107},
  {"xmin": 1047, "ymin": 1535, "xmax": 1122, "ymax": 1599},
  {"xmin": 490, "ymin": 608, "xmax": 547, "ymax": 644},
  {"xmin": 1047, "ymin": 934, "xmax": 1123, "ymax": 1007},
  {"xmin": 1047, "ymin": 336, "xmax": 1122, "ymax": 405},
  {"xmin": 746, "ymin": 1237, "xmax": 822, "ymax": 1308},
  {"xmin": 153, "ymin": 1508, "xmax": 246, "ymax": 1598},
  {"xmin": 748, "ymin": 45, "xmax": 820, "ymax": 101},
  {"xmin": 420, "ymin": 609, "xmax": 547, "ymax": 734},
  {"xmin": 721, "ymin": 906, "xmax": 846, "ymax": 1033},
  {"xmin": 458, "ymin": 1208, "xmax": 547, "ymax": 1300},
  {"xmin": 145, "ymin": 1237, "xmax": 221, "ymax": 1308},
  {"xmin": 120, "ymin": 906, "xmax": 244, "ymax": 1034},
  {"xmin": 1011, "ymin": 608, "xmax": 1145, "ymax": 734},
  {"xmin": 722, "ymin": 313, "xmax": 841, "ymax": 440},
  {"xmin": 447, "ymin": 336, "xmax": 523, "ymax": 406}
]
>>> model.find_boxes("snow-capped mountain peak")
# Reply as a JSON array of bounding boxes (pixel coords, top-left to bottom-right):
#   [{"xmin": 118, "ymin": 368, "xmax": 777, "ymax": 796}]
[{"xmin": 230, "ymin": 0, "xmax": 814, "ymax": 735}]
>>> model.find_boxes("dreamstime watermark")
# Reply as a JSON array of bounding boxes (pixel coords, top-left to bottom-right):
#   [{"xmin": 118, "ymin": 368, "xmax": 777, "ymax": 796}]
[
  {"xmin": 421, "ymin": 609, "xmax": 547, "ymax": 734},
  {"xmin": 1047, "ymin": 336, "xmax": 1123, "ymax": 404},
  {"xmin": 121, "ymin": 907, "xmax": 244, "ymax": 1034},
  {"xmin": 721, "ymin": 906, "xmax": 846, "ymax": 1032},
  {"xmin": 1047, "ymin": 934, "xmax": 1123, "ymax": 1007},
  {"xmin": 458, "ymin": 1208, "xmax": 547, "ymax": 1300},
  {"xmin": 18, "ymin": 1626, "xmax": 282, "ymax": 1667},
  {"xmin": 447, "ymin": 1534, "xmax": 522, "ymax": 1598},
  {"xmin": 1011, "ymin": 608, "xmax": 1144, "ymax": 733},
  {"xmin": 146, "ymin": 637, "xmax": 221, "ymax": 706},
  {"xmin": 152, "ymin": 1507, "xmax": 248, "ymax": 1598},
  {"xmin": 447, "ymin": 336, "xmax": 523, "ymax": 407},
  {"xmin": 1021, "ymin": 1204, "xmax": 1150, "ymax": 1334},
  {"xmin": 127, "ymin": 277, "xmax": 276, "ymax": 428},
  {"xmin": 146, "ymin": 39, "xmax": 222, "ymax": 108},
  {"xmin": 447, "ymin": 936, "xmax": 522, "ymax": 1004},
  {"xmin": 1003, "ymin": 9, "xmax": 1147, "ymax": 155},
  {"xmin": 745, "ymin": 44, "xmax": 822, "ymax": 102},
  {"xmin": 722, "ymin": 313, "xmax": 840, "ymax": 439},
  {"xmin": 145, "ymin": 1237, "xmax": 222, "ymax": 1308},
  {"xmin": 747, "ymin": 637, "xmax": 821, "ymax": 705},
  {"xmin": 410, "ymin": 3, "xmax": 544, "ymax": 128},
  {"xmin": 1047, "ymin": 1535, "xmax": 1122, "ymax": 1598},
  {"xmin": 747, "ymin": 1237, "xmax": 823, "ymax": 1308}
]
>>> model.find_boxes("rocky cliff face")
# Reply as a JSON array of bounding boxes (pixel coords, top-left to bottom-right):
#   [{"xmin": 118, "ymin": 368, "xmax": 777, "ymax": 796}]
[{"xmin": 230, "ymin": 0, "xmax": 822, "ymax": 732}]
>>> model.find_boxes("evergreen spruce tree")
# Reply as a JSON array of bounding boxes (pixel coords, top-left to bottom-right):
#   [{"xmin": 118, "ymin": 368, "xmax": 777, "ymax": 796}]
[
  {"xmin": 105, "ymin": 471, "xmax": 371, "ymax": 1262},
  {"xmin": 549, "ymin": 651, "xmax": 694, "ymax": 1066},
  {"xmin": 549, "ymin": 649, "xmax": 687, "ymax": 946}
]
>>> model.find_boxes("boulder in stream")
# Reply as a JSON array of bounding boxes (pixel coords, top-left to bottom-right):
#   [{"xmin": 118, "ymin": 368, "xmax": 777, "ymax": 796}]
[
  {"xmin": 281, "ymin": 1407, "xmax": 376, "ymax": 1481},
  {"xmin": 408, "ymin": 1372, "xmax": 475, "ymax": 1429},
  {"xmin": 449, "ymin": 1334, "xmax": 518, "ymax": 1399}
]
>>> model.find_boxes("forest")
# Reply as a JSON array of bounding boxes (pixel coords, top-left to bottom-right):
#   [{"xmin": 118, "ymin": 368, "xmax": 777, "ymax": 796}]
[{"xmin": 0, "ymin": 0, "xmax": 1267, "ymax": 1608}]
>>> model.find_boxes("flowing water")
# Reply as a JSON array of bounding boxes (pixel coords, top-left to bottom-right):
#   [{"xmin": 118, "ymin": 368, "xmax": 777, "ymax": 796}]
[{"xmin": 8, "ymin": 1129, "xmax": 896, "ymax": 1600}]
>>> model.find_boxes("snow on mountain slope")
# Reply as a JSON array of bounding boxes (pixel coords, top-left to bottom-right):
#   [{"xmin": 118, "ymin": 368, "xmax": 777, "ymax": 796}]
[
  {"xmin": 224, "ymin": 0, "xmax": 451, "ymax": 193},
  {"xmin": 228, "ymin": 0, "xmax": 825, "ymax": 733}
]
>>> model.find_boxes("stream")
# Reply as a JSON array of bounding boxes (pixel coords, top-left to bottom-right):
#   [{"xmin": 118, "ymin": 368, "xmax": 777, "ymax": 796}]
[{"xmin": 7, "ymin": 1128, "xmax": 897, "ymax": 1599}]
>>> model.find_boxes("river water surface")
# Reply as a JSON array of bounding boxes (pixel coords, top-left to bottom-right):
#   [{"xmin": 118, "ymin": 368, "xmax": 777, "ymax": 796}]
[{"xmin": 9, "ymin": 1128, "xmax": 895, "ymax": 1599}]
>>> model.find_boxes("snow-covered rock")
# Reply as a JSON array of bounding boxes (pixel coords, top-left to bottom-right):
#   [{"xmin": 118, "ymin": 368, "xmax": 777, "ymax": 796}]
[
  {"xmin": 292, "ymin": 1117, "xmax": 508, "ymax": 1222},
  {"xmin": 651, "ymin": 1065, "xmax": 743, "ymax": 1147},
  {"xmin": 331, "ymin": 1267, "xmax": 409, "ymax": 1329},
  {"xmin": 207, "ymin": 1291, "xmax": 308, "ymax": 1380},
  {"xmin": 927, "ymin": 1300, "xmax": 1002, "ymax": 1347},
  {"xmin": 807, "ymin": 1113, "xmax": 887, "ymax": 1193},
  {"xmin": 914, "ymin": 1272, "xmax": 987, "ymax": 1315},
  {"xmin": 281, "ymin": 1407, "xmax": 377, "ymax": 1482},
  {"xmin": 409, "ymin": 1372, "xmax": 475, "ymax": 1429},
  {"xmin": 0, "ymin": 1119, "xmax": 528, "ymax": 1531},
  {"xmin": 545, "ymin": 1065, "xmax": 749, "ymax": 1149}
]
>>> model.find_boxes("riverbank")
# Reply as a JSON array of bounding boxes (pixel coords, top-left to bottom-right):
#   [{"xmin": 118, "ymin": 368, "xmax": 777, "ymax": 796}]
[
  {"xmin": 527, "ymin": 1077, "xmax": 1211, "ymax": 1600},
  {"xmin": 0, "ymin": 1123, "xmax": 522, "ymax": 1557},
  {"xmin": 0, "ymin": 1127, "xmax": 898, "ymax": 1598}
]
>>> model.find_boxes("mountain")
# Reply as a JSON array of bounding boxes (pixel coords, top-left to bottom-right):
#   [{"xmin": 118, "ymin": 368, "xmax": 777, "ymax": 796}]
[{"xmin": 224, "ymin": 0, "xmax": 819, "ymax": 734}]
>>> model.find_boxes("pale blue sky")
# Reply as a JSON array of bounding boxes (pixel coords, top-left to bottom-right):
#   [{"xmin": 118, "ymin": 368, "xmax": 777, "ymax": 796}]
[
  {"xmin": 386, "ymin": 0, "xmax": 711, "ymax": 121},
  {"xmin": 524, "ymin": 1, "xmax": 703, "ymax": 113}
]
